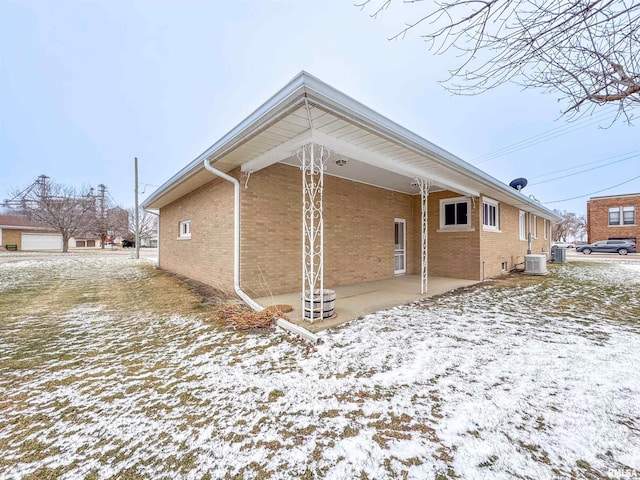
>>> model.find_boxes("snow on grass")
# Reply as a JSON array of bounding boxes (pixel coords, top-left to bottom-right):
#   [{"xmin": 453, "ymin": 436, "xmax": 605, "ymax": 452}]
[
  {"xmin": 0, "ymin": 256, "xmax": 148, "ymax": 293},
  {"xmin": 0, "ymin": 257, "xmax": 639, "ymax": 479}
]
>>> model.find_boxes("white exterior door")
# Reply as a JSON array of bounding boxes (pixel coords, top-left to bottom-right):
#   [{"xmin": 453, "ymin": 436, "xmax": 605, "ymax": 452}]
[
  {"xmin": 394, "ymin": 219, "xmax": 406, "ymax": 275},
  {"xmin": 21, "ymin": 233, "xmax": 63, "ymax": 251}
]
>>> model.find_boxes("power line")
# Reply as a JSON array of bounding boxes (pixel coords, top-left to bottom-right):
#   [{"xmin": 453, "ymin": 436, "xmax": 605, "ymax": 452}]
[
  {"xmin": 139, "ymin": 182, "xmax": 159, "ymax": 195},
  {"xmin": 542, "ymin": 174, "xmax": 640, "ymax": 205},
  {"xmin": 475, "ymin": 109, "xmax": 616, "ymax": 162},
  {"xmin": 529, "ymin": 150, "xmax": 640, "ymax": 181},
  {"xmin": 473, "ymin": 107, "xmax": 619, "ymax": 164},
  {"xmin": 106, "ymin": 188, "xmax": 122, "ymax": 209},
  {"xmin": 529, "ymin": 152, "xmax": 640, "ymax": 186}
]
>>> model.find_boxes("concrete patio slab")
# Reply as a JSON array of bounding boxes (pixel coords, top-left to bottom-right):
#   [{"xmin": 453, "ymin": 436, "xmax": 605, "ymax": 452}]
[{"xmin": 256, "ymin": 275, "xmax": 479, "ymax": 332}]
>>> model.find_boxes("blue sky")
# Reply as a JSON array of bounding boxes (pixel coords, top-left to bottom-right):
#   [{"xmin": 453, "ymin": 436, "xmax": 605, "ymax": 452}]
[{"xmin": 1, "ymin": 0, "xmax": 638, "ymax": 216}]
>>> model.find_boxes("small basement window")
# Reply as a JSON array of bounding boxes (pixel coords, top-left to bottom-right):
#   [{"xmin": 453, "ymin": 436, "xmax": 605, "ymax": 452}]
[
  {"xmin": 440, "ymin": 197, "xmax": 471, "ymax": 230},
  {"xmin": 179, "ymin": 220, "xmax": 191, "ymax": 239}
]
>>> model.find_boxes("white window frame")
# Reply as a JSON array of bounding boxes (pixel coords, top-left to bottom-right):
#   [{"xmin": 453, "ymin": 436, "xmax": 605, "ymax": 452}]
[
  {"xmin": 543, "ymin": 219, "xmax": 548, "ymax": 239},
  {"xmin": 394, "ymin": 218, "xmax": 406, "ymax": 275},
  {"xmin": 439, "ymin": 197, "xmax": 472, "ymax": 231},
  {"xmin": 623, "ymin": 206, "xmax": 635, "ymax": 225},
  {"xmin": 482, "ymin": 197, "xmax": 500, "ymax": 232},
  {"xmin": 608, "ymin": 207, "xmax": 621, "ymax": 226},
  {"xmin": 532, "ymin": 215, "xmax": 538, "ymax": 239},
  {"xmin": 519, "ymin": 211, "xmax": 527, "ymax": 240},
  {"xmin": 178, "ymin": 220, "xmax": 191, "ymax": 239}
]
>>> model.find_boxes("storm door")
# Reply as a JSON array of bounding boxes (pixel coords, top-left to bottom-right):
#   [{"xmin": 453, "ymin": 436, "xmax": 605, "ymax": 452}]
[{"xmin": 394, "ymin": 219, "xmax": 406, "ymax": 275}]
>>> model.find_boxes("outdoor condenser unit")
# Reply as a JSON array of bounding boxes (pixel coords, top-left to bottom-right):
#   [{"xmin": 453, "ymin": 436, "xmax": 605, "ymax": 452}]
[{"xmin": 523, "ymin": 254, "xmax": 548, "ymax": 275}]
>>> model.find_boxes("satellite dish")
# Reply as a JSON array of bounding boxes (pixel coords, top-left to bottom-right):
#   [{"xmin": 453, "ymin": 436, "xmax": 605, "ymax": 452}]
[{"xmin": 509, "ymin": 177, "xmax": 528, "ymax": 191}]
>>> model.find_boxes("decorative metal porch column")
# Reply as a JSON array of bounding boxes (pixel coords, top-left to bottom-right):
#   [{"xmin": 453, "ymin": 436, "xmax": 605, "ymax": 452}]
[
  {"xmin": 416, "ymin": 179, "xmax": 431, "ymax": 295},
  {"xmin": 298, "ymin": 143, "xmax": 329, "ymax": 322}
]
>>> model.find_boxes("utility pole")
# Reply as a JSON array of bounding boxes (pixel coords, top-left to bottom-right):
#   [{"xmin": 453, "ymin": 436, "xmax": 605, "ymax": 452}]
[
  {"xmin": 97, "ymin": 184, "xmax": 107, "ymax": 219},
  {"xmin": 134, "ymin": 157, "xmax": 140, "ymax": 260}
]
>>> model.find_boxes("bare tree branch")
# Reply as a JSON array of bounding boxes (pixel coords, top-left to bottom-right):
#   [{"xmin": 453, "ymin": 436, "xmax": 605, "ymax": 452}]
[
  {"xmin": 5, "ymin": 176, "xmax": 129, "ymax": 252},
  {"xmin": 360, "ymin": 0, "xmax": 640, "ymax": 122},
  {"xmin": 552, "ymin": 210, "xmax": 586, "ymax": 242},
  {"xmin": 7, "ymin": 177, "xmax": 97, "ymax": 253},
  {"xmin": 127, "ymin": 207, "xmax": 158, "ymax": 244}
]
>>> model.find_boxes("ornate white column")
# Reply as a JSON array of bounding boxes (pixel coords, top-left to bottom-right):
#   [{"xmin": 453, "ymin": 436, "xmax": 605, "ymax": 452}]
[
  {"xmin": 416, "ymin": 179, "xmax": 431, "ymax": 295},
  {"xmin": 298, "ymin": 143, "xmax": 329, "ymax": 322}
]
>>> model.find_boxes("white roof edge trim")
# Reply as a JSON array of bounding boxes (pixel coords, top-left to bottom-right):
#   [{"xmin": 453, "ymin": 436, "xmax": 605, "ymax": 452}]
[
  {"xmin": 142, "ymin": 71, "xmax": 312, "ymax": 209},
  {"xmin": 299, "ymin": 78, "xmax": 560, "ymax": 222},
  {"xmin": 144, "ymin": 71, "xmax": 561, "ymax": 222}
]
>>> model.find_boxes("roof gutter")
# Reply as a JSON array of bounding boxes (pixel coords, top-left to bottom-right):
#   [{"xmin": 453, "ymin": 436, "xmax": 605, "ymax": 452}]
[
  {"xmin": 301, "ymin": 81, "xmax": 561, "ymax": 221},
  {"xmin": 202, "ymin": 157, "xmax": 320, "ymax": 344},
  {"xmin": 202, "ymin": 158, "xmax": 263, "ymax": 312},
  {"xmin": 142, "ymin": 78, "xmax": 308, "ymax": 210},
  {"xmin": 145, "ymin": 71, "xmax": 560, "ymax": 222}
]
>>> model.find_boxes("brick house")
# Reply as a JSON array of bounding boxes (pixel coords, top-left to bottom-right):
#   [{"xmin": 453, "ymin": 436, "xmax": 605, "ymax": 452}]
[
  {"xmin": 143, "ymin": 72, "xmax": 559, "ymax": 320},
  {"xmin": 0, "ymin": 215, "xmax": 62, "ymax": 251},
  {"xmin": 587, "ymin": 193, "xmax": 639, "ymax": 243}
]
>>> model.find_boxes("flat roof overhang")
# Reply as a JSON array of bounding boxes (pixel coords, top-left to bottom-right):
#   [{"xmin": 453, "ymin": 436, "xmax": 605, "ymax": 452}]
[{"xmin": 143, "ymin": 71, "xmax": 561, "ymax": 222}]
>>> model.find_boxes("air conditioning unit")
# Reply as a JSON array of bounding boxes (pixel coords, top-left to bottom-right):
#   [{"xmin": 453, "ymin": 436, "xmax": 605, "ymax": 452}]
[{"xmin": 523, "ymin": 254, "xmax": 548, "ymax": 275}]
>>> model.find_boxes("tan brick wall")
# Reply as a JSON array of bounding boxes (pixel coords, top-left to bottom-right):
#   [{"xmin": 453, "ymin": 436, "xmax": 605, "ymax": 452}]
[
  {"xmin": 158, "ymin": 162, "xmax": 554, "ymax": 296},
  {"xmin": 587, "ymin": 195, "xmax": 640, "ymax": 243},
  {"xmin": 239, "ymin": 163, "xmax": 416, "ymax": 297},
  {"xmin": 1, "ymin": 229, "xmax": 22, "ymax": 250},
  {"xmin": 159, "ymin": 175, "xmax": 235, "ymax": 293},
  {"xmin": 415, "ymin": 191, "xmax": 482, "ymax": 280},
  {"xmin": 479, "ymin": 199, "xmax": 551, "ymax": 278},
  {"xmin": 409, "ymin": 192, "xmax": 551, "ymax": 280}
]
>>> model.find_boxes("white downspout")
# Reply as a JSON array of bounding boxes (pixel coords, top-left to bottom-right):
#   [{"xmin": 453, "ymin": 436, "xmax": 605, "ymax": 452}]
[{"xmin": 203, "ymin": 159, "xmax": 263, "ymax": 312}]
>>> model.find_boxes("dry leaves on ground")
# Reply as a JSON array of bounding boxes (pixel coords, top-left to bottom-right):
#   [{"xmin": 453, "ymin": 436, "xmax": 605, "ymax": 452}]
[{"xmin": 218, "ymin": 304, "xmax": 291, "ymax": 330}]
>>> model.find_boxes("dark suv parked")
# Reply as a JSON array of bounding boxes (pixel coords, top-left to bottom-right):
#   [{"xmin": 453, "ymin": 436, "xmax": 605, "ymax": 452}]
[{"xmin": 576, "ymin": 240, "xmax": 637, "ymax": 255}]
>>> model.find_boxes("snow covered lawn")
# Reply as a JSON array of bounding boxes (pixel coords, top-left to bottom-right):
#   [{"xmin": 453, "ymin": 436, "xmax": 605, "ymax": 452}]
[{"xmin": 1, "ymin": 256, "xmax": 639, "ymax": 479}]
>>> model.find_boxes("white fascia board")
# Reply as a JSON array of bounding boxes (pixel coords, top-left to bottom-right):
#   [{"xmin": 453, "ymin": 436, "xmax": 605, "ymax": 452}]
[
  {"xmin": 301, "ymin": 77, "xmax": 559, "ymax": 220},
  {"xmin": 513, "ymin": 197, "xmax": 562, "ymax": 222},
  {"xmin": 311, "ymin": 131, "xmax": 480, "ymax": 197},
  {"xmin": 144, "ymin": 70, "xmax": 560, "ymax": 221},
  {"xmin": 142, "ymin": 72, "xmax": 311, "ymax": 209}
]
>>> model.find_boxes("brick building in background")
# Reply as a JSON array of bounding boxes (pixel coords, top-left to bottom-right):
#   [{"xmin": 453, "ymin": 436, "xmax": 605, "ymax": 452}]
[{"xmin": 587, "ymin": 193, "xmax": 640, "ymax": 243}]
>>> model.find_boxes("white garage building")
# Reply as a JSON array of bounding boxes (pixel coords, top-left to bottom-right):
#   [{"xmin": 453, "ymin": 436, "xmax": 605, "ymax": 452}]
[
  {"xmin": 20, "ymin": 233, "xmax": 63, "ymax": 251},
  {"xmin": 0, "ymin": 215, "xmax": 63, "ymax": 251}
]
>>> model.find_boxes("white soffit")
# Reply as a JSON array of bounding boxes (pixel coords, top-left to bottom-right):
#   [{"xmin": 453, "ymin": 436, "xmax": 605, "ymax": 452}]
[
  {"xmin": 240, "ymin": 107, "xmax": 480, "ymax": 197},
  {"xmin": 279, "ymin": 155, "xmax": 440, "ymax": 195},
  {"xmin": 143, "ymin": 71, "xmax": 560, "ymax": 221}
]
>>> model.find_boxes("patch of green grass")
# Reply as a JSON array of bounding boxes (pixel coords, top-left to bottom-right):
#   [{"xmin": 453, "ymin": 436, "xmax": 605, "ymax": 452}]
[
  {"xmin": 255, "ymin": 440, "xmax": 282, "ymax": 451},
  {"xmin": 342, "ymin": 425, "xmax": 359, "ymax": 438},
  {"xmin": 267, "ymin": 389, "xmax": 284, "ymax": 402},
  {"xmin": 23, "ymin": 465, "xmax": 66, "ymax": 480},
  {"xmin": 319, "ymin": 409, "xmax": 340, "ymax": 418}
]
